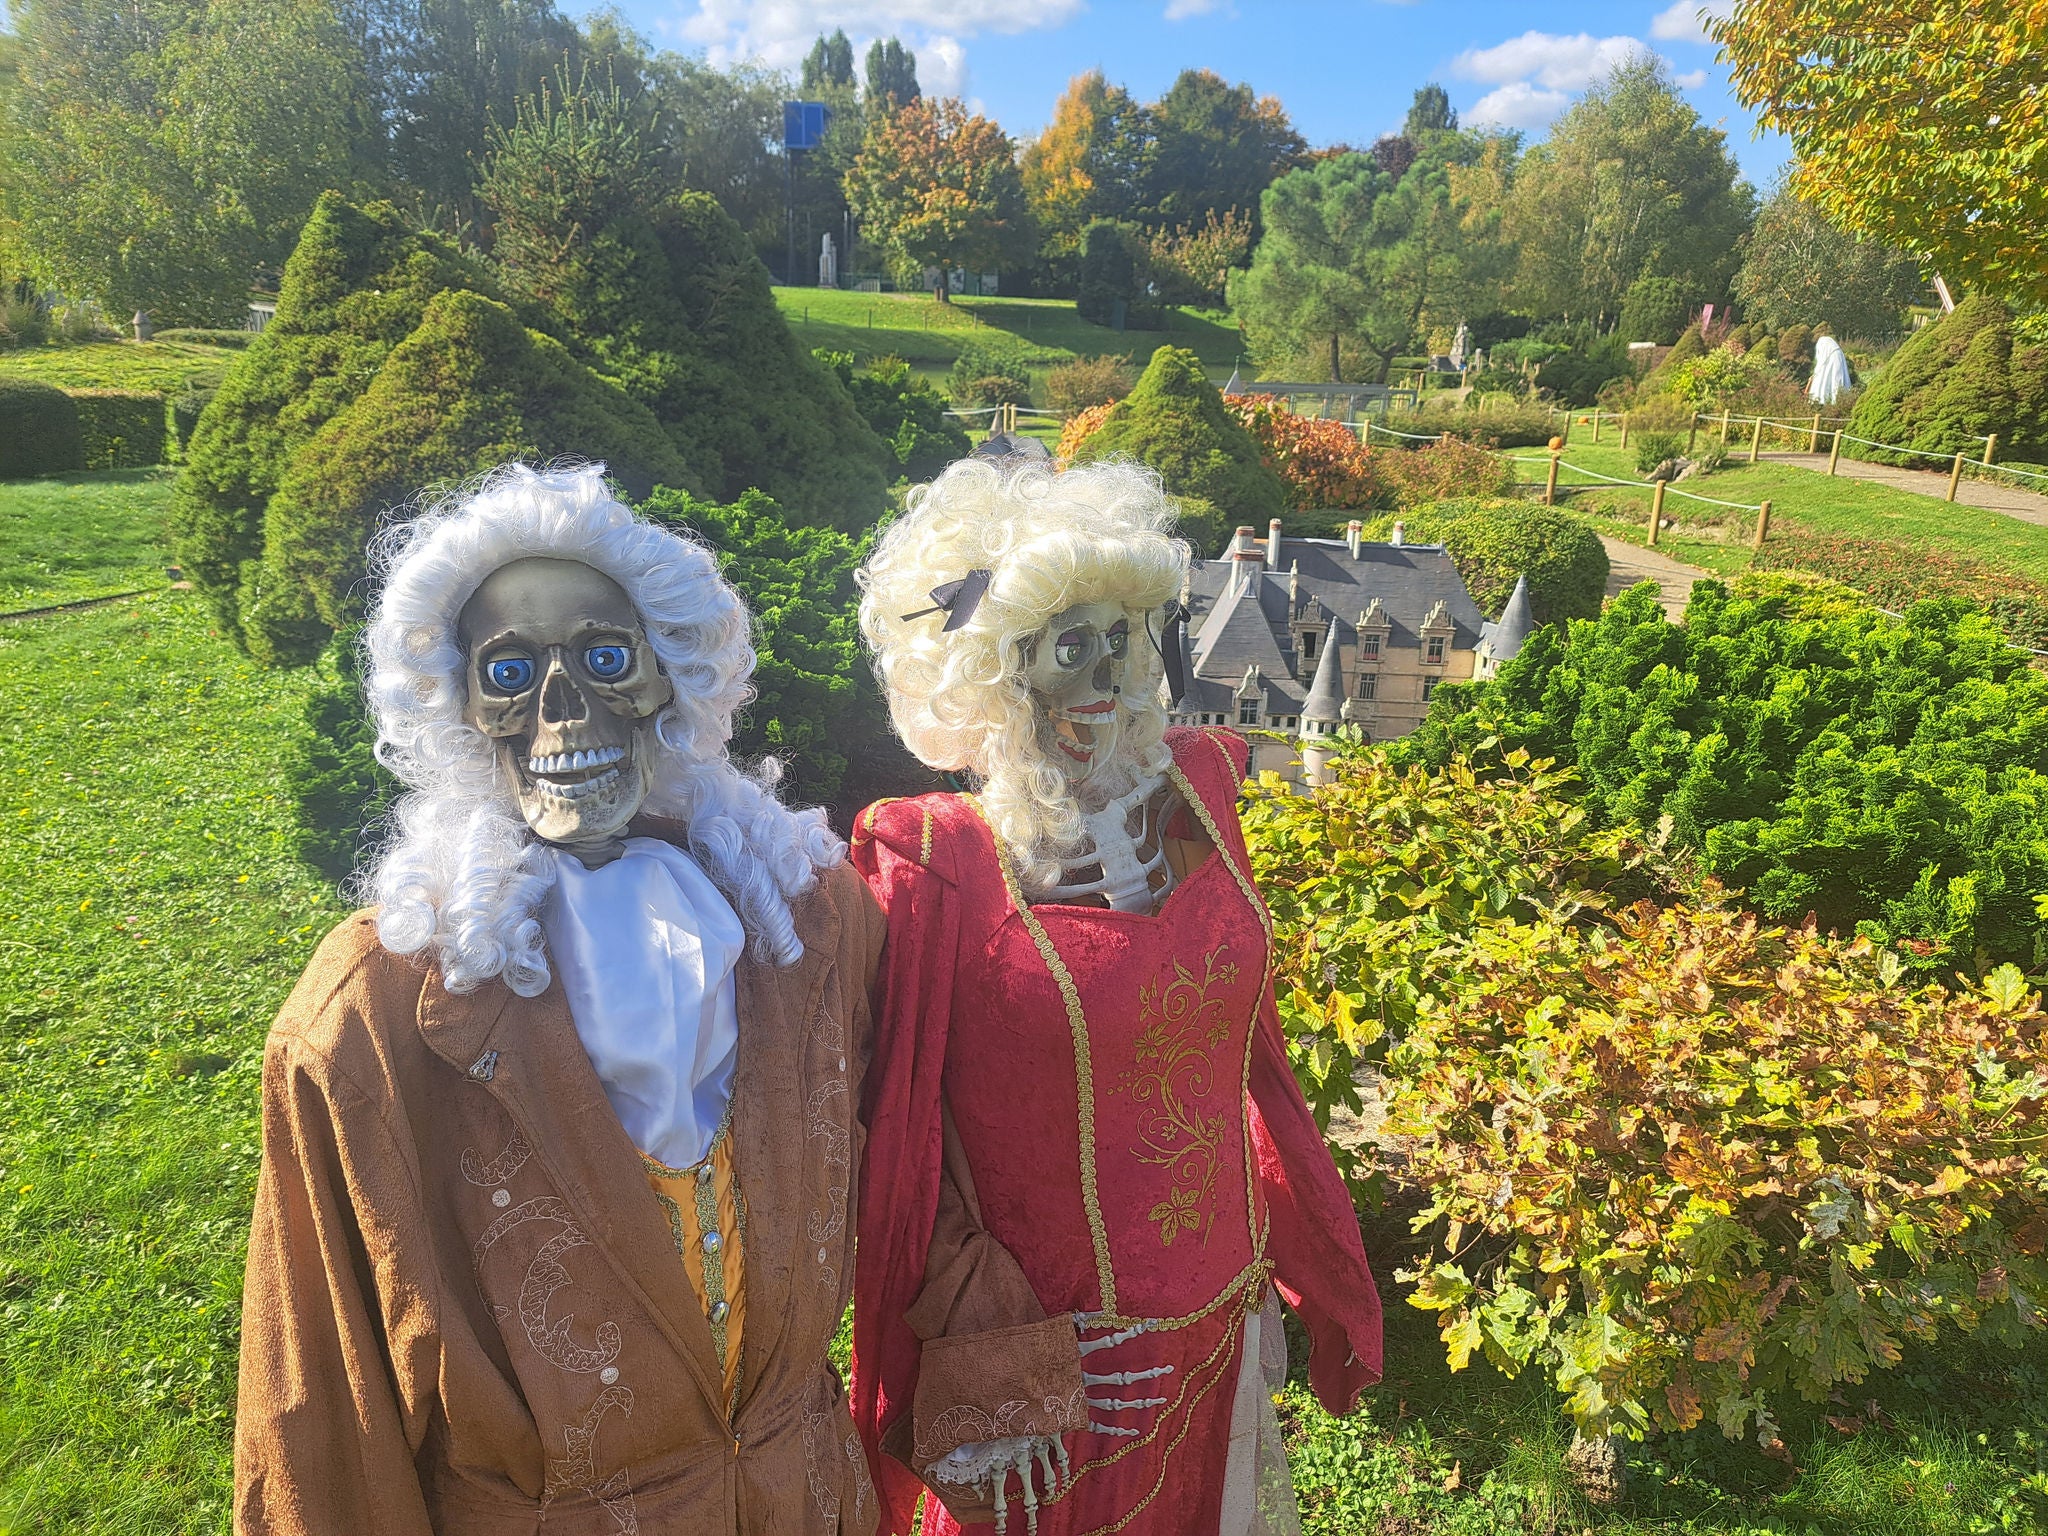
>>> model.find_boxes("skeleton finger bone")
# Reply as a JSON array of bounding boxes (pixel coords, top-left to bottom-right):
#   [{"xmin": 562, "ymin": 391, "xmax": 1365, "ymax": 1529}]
[
  {"xmin": 1037, "ymin": 1440, "xmax": 1060, "ymax": 1498},
  {"xmin": 1087, "ymin": 1395, "xmax": 1169, "ymax": 1412},
  {"xmin": 1082, "ymin": 1365, "xmax": 1173, "ymax": 1387},
  {"xmin": 1089, "ymin": 1422, "xmax": 1141, "ymax": 1437},
  {"xmin": 1075, "ymin": 1319, "xmax": 1152, "ymax": 1354},
  {"xmin": 993, "ymin": 1463, "xmax": 1009, "ymax": 1536}
]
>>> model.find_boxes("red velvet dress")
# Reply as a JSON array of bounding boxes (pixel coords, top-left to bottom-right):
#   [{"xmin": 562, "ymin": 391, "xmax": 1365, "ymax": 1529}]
[{"xmin": 852, "ymin": 727, "xmax": 1382, "ymax": 1536}]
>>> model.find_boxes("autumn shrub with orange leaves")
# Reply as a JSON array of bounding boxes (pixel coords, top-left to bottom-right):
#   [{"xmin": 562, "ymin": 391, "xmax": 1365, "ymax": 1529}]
[{"xmin": 1243, "ymin": 744, "xmax": 2048, "ymax": 1452}]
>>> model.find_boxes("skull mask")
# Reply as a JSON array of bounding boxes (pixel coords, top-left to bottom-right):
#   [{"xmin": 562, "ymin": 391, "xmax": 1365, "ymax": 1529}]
[
  {"xmin": 1023, "ymin": 600, "xmax": 1133, "ymax": 784},
  {"xmin": 457, "ymin": 557, "xmax": 674, "ymax": 858}
]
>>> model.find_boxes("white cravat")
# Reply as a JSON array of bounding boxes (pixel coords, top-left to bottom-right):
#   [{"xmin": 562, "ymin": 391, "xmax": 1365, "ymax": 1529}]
[{"xmin": 541, "ymin": 837, "xmax": 747, "ymax": 1168}]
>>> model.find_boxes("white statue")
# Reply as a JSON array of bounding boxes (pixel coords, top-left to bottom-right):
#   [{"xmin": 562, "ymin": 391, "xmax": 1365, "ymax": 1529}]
[
  {"xmin": 1810, "ymin": 334, "xmax": 1852, "ymax": 405},
  {"xmin": 1450, "ymin": 321, "xmax": 1470, "ymax": 370},
  {"xmin": 819, "ymin": 231, "xmax": 838, "ymax": 288}
]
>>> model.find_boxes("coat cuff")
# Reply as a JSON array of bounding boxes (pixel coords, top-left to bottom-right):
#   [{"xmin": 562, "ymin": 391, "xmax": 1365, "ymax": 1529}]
[{"xmin": 910, "ymin": 1316, "xmax": 1087, "ymax": 1468}]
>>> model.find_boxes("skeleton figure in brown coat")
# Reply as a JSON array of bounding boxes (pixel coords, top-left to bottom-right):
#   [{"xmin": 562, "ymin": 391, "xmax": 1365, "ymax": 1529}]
[{"xmin": 233, "ymin": 464, "xmax": 886, "ymax": 1536}]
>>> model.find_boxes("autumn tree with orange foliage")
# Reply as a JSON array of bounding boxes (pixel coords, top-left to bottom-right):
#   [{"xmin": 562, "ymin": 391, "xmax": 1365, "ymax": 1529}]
[
  {"xmin": 1020, "ymin": 70, "xmax": 1146, "ymax": 274},
  {"xmin": 1713, "ymin": 1, "xmax": 2048, "ymax": 304},
  {"xmin": 844, "ymin": 98, "xmax": 1034, "ymax": 296}
]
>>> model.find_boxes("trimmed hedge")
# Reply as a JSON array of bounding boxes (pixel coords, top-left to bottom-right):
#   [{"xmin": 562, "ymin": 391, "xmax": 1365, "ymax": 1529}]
[
  {"xmin": 153, "ymin": 328, "xmax": 254, "ymax": 348},
  {"xmin": 1361, "ymin": 498, "xmax": 1609, "ymax": 624},
  {"xmin": 1752, "ymin": 531, "xmax": 2048, "ymax": 651},
  {"xmin": 1069, "ymin": 344, "xmax": 1286, "ymax": 522},
  {"xmin": 0, "ymin": 378, "xmax": 83, "ymax": 477},
  {"xmin": 70, "ymin": 389, "xmax": 168, "ymax": 468},
  {"xmin": 1847, "ymin": 294, "xmax": 2048, "ymax": 464}
]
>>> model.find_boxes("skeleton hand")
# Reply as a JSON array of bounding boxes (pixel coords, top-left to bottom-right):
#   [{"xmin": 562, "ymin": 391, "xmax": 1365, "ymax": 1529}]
[
  {"xmin": 925, "ymin": 1434, "xmax": 1066, "ymax": 1535},
  {"xmin": 1075, "ymin": 1315, "xmax": 1173, "ymax": 1438}
]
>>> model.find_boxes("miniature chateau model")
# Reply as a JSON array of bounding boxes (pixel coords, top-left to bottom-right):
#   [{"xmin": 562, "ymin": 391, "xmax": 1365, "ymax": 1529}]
[{"xmin": 1168, "ymin": 520, "xmax": 1534, "ymax": 784}]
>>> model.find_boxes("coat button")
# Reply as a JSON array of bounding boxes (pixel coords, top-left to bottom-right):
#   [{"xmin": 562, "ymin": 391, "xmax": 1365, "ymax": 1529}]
[
  {"xmin": 703, "ymin": 1230, "xmax": 722, "ymax": 1254},
  {"xmin": 696, "ymin": 1161, "xmax": 715, "ymax": 1185},
  {"xmin": 711, "ymin": 1299, "xmax": 730, "ymax": 1324}
]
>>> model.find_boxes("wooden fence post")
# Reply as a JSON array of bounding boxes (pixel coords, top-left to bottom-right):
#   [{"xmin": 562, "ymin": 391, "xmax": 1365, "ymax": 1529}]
[
  {"xmin": 1648, "ymin": 479, "xmax": 1666, "ymax": 547},
  {"xmin": 1947, "ymin": 451, "xmax": 1966, "ymax": 502},
  {"xmin": 1808, "ymin": 414, "xmax": 1821, "ymax": 453},
  {"xmin": 1719, "ymin": 410, "xmax": 1731, "ymax": 444},
  {"xmin": 1984, "ymin": 433, "xmax": 2000, "ymax": 467},
  {"xmin": 1687, "ymin": 416, "xmax": 1700, "ymax": 453},
  {"xmin": 1593, "ymin": 411, "xmax": 1603, "ymax": 444},
  {"xmin": 1828, "ymin": 430, "xmax": 1844, "ymax": 475},
  {"xmin": 1544, "ymin": 451, "xmax": 1560, "ymax": 507},
  {"xmin": 1752, "ymin": 499, "xmax": 1772, "ymax": 550},
  {"xmin": 1620, "ymin": 413, "xmax": 1631, "ymax": 450},
  {"xmin": 1748, "ymin": 415, "xmax": 1764, "ymax": 464}
]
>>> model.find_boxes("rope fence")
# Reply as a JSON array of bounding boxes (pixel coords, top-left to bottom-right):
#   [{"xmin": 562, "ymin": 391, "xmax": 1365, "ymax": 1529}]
[{"xmin": 1507, "ymin": 450, "xmax": 1774, "ymax": 550}]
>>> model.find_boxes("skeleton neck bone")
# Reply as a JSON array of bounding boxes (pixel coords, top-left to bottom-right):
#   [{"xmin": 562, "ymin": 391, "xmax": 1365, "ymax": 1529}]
[{"xmin": 1040, "ymin": 770, "xmax": 1174, "ymax": 912}]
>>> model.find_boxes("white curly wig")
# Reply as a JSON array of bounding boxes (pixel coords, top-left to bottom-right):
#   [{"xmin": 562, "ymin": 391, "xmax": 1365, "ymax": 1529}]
[
  {"xmin": 357, "ymin": 461, "xmax": 843, "ymax": 995},
  {"xmin": 857, "ymin": 456, "xmax": 1187, "ymax": 892}
]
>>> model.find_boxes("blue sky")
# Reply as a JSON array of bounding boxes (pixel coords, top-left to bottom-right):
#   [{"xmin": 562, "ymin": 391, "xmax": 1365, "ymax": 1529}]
[{"xmin": 610, "ymin": 0, "xmax": 1790, "ymax": 190}]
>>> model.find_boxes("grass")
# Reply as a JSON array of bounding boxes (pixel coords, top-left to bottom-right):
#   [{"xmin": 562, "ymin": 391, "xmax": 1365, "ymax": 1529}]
[
  {"xmin": 1, "ymin": 494, "xmax": 2043, "ymax": 1533},
  {"xmin": 772, "ymin": 287, "xmax": 1245, "ymax": 383},
  {"xmin": 0, "ymin": 589, "xmax": 335, "ymax": 1534},
  {"xmin": 1498, "ymin": 438, "xmax": 2048, "ymax": 588},
  {"xmin": 0, "ymin": 339, "xmax": 241, "ymax": 396},
  {"xmin": 0, "ymin": 470, "xmax": 177, "ymax": 611}
]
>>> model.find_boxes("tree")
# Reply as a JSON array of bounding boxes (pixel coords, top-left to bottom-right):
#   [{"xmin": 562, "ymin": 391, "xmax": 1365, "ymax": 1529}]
[
  {"xmin": 1144, "ymin": 209, "xmax": 1252, "ymax": 307},
  {"xmin": 1405, "ymin": 83, "xmax": 1458, "ymax": 137},
  {"xmin": 1233, "ymin": 147, "xmax": 1502, "ymax": 383},
  {"xmin": 801, "ymin": 29, "xmax": 854, "ymax": 92},
  {"xmin": 1138, "ymin": 68, "xmax": 1306, "ymax": 236},
  {"xmin": 1714, "ymin": 2, "xmax": 2048, "ymax": 307},
  {"xmin": 863, "ymin": 37, "xmax": 919, "ymax": 108},
  {"xmin": 844, "ymin": 98, "xmax": 1033, "ymax": 295},
  {"xmin": 1733, "ymin": 183, "xmax": 1925, "ymax": 340},
  {"xmin": 1020, "ymin": 70, "xmax": 1147, "ymax": 277},
  {"xmin": 1505, "ymin": 59, "xmax": 1752, "ymax": 327},
  {"xmin": 1068, "ymin": 344, "xmax": 1285, "ymax": 523},
  {"xmin": 3, "ymin": 0, "xmax": 361, "ymax": 321},
  {"xmin": 645, "ymin": 54, "xmax": 788, "ymax": 258},
  {"xmin": 476, "ymin": 81, "xmax": 892, "ymax": 525}
]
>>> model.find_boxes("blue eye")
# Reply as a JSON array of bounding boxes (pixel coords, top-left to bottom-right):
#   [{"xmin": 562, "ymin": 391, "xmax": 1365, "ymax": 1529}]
[
  {"xmin": 586, "ymin": 644, "xmax": 629, "ymax": 679},
  {"xmin": 486, "ymin": 657, "xmax": 534, "ymax": 693}
]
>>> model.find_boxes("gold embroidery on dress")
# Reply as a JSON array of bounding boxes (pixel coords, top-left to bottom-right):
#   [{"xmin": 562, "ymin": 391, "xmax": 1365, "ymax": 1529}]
[
  {"xmin": 1117, "ymin": 945, "xmax": 1238, "ymax": 1248},
  {"xmin": 543, "ymin": 1383, "xmax": 640, "ymax": 1535},
  {"xmin": 805, "ymin": 1000, "xmax": 851, "ymax": 1292},
  {"xmin": 459, "ymin": 1127, "xmax": 531, "ymax": 1186}
]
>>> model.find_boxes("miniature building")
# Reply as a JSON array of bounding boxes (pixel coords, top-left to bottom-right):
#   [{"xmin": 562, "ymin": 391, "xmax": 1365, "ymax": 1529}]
[
  {"xmin": 1473, "ymin": 573, "xmax": 1534, "ymax": 681},
  {"xmin": 1168, "ymin": 521, "xmax": 1492, "ymax": 782}
]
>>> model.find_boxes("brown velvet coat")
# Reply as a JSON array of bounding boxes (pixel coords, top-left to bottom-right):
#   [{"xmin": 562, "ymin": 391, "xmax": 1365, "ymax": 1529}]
[{"xmin": 233, "ymin": 857, "xmax": 886, "ymax": 1536}]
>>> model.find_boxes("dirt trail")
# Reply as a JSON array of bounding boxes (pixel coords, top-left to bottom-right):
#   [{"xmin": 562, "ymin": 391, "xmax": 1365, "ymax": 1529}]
[{"xmin": 1600, "ymin": 536, "xmax": 1710, "ymax": 621}]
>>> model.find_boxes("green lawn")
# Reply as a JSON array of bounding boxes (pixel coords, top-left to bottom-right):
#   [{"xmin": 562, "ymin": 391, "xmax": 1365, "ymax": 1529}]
[
  {"xmin": 1502, "ymin": 438, "xmax": 2048, "ymax": 587},
  {"xmin": 1, "ymin": 487, "xmax": 2043, "ymax": 1533},
  {"xmin": 0, "ymin": 469, "xmax": 177, "ymax": 611},
  {"xmin": 0, "ymin": 339, "xmax": 242, "ymax": 395},
  {"xmin": 773, "ymin": 287, "xmax": 1245, "ymax": 381}
]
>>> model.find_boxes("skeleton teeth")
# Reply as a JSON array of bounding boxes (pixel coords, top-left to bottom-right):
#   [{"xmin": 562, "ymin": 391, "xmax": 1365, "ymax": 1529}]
[
  {"xmin": 524, "ymin": 746, "xmax": 629, "ymax": 776},
  {"xmin": 536, "ymin": 765, "xmax": 622, "ymax": 800}
]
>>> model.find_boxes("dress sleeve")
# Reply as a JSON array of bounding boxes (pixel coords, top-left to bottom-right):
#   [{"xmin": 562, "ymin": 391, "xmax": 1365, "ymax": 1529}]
[{"xmin": 234, "ymin": 1032, "xmax": 437, "ymax": 1536}]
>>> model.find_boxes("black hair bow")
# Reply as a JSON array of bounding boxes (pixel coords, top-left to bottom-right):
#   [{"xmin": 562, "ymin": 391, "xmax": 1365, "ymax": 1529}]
[
  {"xmin": 900, "ymin": 568, "xmax": 992, "ymax": 631},
  {"xmin": 1152, "ymin": 599, "xmax": 1190, "ymax": 707}
]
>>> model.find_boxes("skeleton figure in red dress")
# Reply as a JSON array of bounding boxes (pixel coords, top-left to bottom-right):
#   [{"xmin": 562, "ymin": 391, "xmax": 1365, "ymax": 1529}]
[{"xmin": 849, "ymin": 454, "xmax": 1383, "ymax": 1536}]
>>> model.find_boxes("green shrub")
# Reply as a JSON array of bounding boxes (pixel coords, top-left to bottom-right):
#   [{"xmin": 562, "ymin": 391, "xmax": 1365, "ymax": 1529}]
[
  {"xmin": 1847, "ymin": 294, "xmax": 2048, "ymax": 464},
  {"xmin": 69, "ymin": 389, "xmax": 168, "ymax": 468},
  {"xmin": 1075, "ymin": 218, "xmax": 1141, "ymax": 327},
  {"xmin": 1391, "ymin": 400, "xmax": 1554, "ymax": 448},
  {"xmin": 284, "ymin": 625, "xmax": 394, "ymax": 882},
  {"xmin": 816, "ymin": 351, "xmax": 968, "ymax": 483},
  {"xmin": 1069, "ymin": 344, "xmax": 1285, "ymax": 521},
  {"xmin": 1373, "ymin": 438, "xmax": 1520, "ymax": 511},
  {"xmin": 0, "ymin": 287, "xmax": 49, "ymax": 349},
  {"xmin": 1044, "ymin": 352, "xmax": 1134, "ymax": 414},
  {"xmin": 1752, "ymin": 531, "xmax": 2048, "ymax": 651},
  {"xmin": 1618, "ymin": 273, "xmax": 1688, "ymax": 345},
  {"xmin": 260, "ymin": 288, "xmax": 686, "ymax": 657},
  {"xmin": 0, "ymin": 378, "xmax": 83, "ymax": 477},
  {"xmin": 947, "ymin": 336, "xmax": 1032, "ymax": 405},
  {"xmin": 1536, "ymin": 337, "xmax": 1630, "ymax": 406},
  {"xmin": 1168, "ymin": 494, "xmax": 1224, "ymax": 559},
  {"xmin": 1360, "ymin": 499, "xmax": 1608, "ymax": 625},
  {"xmin": 152, "ymin": 328, "xmax": 254, "ymax": 348},
  {"xmin": 1633, "ymin": 431, "xmax": 1686, "ymax": 476},
  {"xmin": 1407, "ymin": 576, "xmax": 2048, "ymax": 973},
  {"xmin": 1667, "ymin": 345, "xmax": 1771, "ymax": 410}
]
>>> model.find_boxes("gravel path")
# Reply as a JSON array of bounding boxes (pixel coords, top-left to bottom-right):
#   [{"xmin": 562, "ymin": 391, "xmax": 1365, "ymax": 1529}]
[
  {"xmin": 1600, "ymin": 535, "xmax": 1710, "ymax": 620},
  {"xmin": 1757, "ymin": 450, "xmax": 2048, "ymax": 527}
]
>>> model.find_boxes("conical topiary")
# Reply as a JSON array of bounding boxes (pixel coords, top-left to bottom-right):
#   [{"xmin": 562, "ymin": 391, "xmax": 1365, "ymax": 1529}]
[
  {"xmin": 1069, "ymin": 344, "xmax": 1286, "ymax": 524},
  {"xmin": 255, "ymin": 289, "xmax": 688, "ymax": 658},
  {"xmin": 1847, "ymin": 294, "xmax": 2048, "ymax": 464}
]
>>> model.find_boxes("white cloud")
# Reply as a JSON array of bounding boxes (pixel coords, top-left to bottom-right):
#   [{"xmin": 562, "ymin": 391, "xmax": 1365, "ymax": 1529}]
[
  {"xmin": 669, "ymin": 0, "xmax": 1081, "ymax": 75},
  {"xmin": 1672, "ymin": 67, "xmax": 1709, "ymax": 89},
  {"xmin": 1164, "ymin": 0, "xmax": 1225, "ymax": 17},
  {"xmin": 1466, "ymin": 81, "xmax": 1574, "ymax": 132},
  {"xmin": 1650, "ymin": 0, "xmax": 1734, "ymax": 43},
  {"xmin": 1454, "ymin": 30, "xmax": 1654, "ymax": 92}
]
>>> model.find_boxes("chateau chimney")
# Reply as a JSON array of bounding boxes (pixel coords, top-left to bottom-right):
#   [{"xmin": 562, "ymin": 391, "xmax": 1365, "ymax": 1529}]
[
  {"xmin": 1266, "ymin": 518, "xmax": 1283, "ymax": 570},
  {"xmin": 1346, "ymin": 519, "xmax": 1363, "ymax": 559},
  {"xmin": 1390, "ymin": 521, "xmax": 1406, "ymax": 547},
  {"xmin": 1230, "ymin": 525, "xmax": 1262, "ymax": 595}
]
